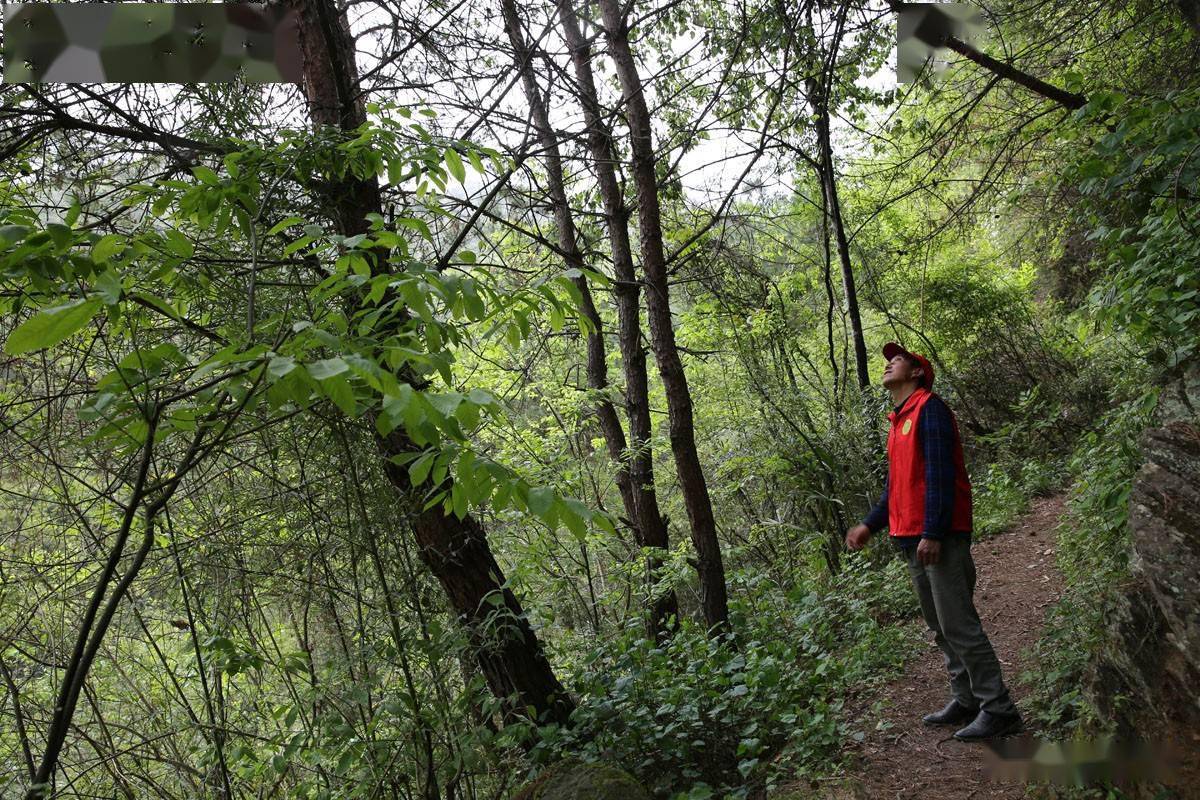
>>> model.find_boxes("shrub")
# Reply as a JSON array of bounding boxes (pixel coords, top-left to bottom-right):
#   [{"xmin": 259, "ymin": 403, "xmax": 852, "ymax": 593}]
[
  {"xmin": 1020, "ymin": 389, "xmax": 1156, "ymax": 734},
  {"xmin": 534, "ymin": 556, "xmax": 918, "ymax": 799}
]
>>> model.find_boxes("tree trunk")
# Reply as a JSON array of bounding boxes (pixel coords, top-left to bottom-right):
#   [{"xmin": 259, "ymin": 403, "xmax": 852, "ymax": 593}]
[
  {"xmin": 502, "ymin": 0, "xmax": 679, "ymax": 639},
  {"xmin": 500, "ymin": 0, "xmax": 637, "ymax": 547},
  {"xmin": 593, "ymin": 0, "xmax": 730, "ymax": 636},
  {"xmin": 808, "ymin": 80, "xmax": 871, "ymax": 391},
  {"xmin": 291, "ymin": 0, "xmax": 573, "ymax": 726},
  {"xmin": 886, "ymin": 0, "xmax": 1087, "ymax": 110},
  {"xmin": 557, "ymin": 0, "xmax": 680, "ymax": 640}
]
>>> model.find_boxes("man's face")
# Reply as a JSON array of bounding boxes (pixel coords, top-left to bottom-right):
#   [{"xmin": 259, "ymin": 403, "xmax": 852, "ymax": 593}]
[{"xmin": 881, "ymin": 354, "xmax": 923, "ymax": 389}]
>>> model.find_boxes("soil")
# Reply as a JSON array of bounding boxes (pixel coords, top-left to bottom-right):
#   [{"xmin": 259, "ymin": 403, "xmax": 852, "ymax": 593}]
[
  {"xmin": 841, "ymin": 495, "xmax": 1070, "ymax": 799},
  {"xmin": 785, "ymin": 495, "xmax": 1070, "ymax": 800},
  {"xmin": 776, "ymin": 493, "xmax": 1200, "ymax": 800}
]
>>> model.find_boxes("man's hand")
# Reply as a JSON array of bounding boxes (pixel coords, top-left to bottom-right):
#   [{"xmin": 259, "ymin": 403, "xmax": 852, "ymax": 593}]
[
  {"xmin": 917, "ymin": 538, "xmax": 941, "ymax": 566},
  {"xmin": 845, "ymin": 523, "xmax": 871, "ymax": 551}
]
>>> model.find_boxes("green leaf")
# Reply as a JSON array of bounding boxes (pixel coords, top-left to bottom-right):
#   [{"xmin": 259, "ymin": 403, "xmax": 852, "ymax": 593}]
[
  {"xmin": 462, "ymin": 282, "xmax": 485, "ymax": 319},
  {"xmin": 128, "ymin": 291, "xmax": 181, "ymax": 323},
  {"xmin": 267, "ymin": 216, "xmax": 304, "ymax": 236},
  {"xmin": 467, "ymin": 149, "xmax": 485, "ymax": 175},
  {"xmin": 467, "ymin": 388, "xmax": 494, "ymax": 407},
  {"xmin": 92, "ymin": 234, "xmax": 125, "ymax": 264},
  {"xmin": 0, "ymin": 224, "xmax": 31, "ymax": 244},
  {"xmin": 561, "ymin": 500, "xmax": 587, "ymax": 539},
  {"xmin": 267, "ymin": 355, "xmax": 297, "ymax": 379},
  {"xmin": 192, "ymin": 165, "xmax": 220, "ymax": 185},
  {"xmin": 46, "ymin": 223, "xmax": 73, "ymax": 248},
  {"xmin": 282, "ymin": 235, "xmax": 315, "ymax": 256},
  {"xmin": 429, "ymin": 392, "xmax": 463, "ymax": 417},
  {"xmin": 307, "ymin": 357, "xmax": 349, "ymax": 380},
  {"xmin": 455, "ymin": 399, "xmax": 480, "ymax": 429},
  {"xmin": 5, "ymin": 298, "xmax": 102, "ymax": 354},
  {"xmin": 382, "ymin": 384, "xmax": 414, "ymax": 417},
  {"xmin": 593, "ymin": 513, "xmax": 617, "ymax": 535},
  {"xmin": 396, "ymin": 217, "xmax": 432, "ymax": 241},
  {"xmin": 163, "ymin": 230, "xmax": 195, "ymax": 258},
  {"xmin": 387, "ymin": 157, "xmax": 406, "ymax": 186},
  {"xmin": 561, "ymin": 497, "xmax": 592, "ymax": 522},
  {"xmin": 409, "ymin": 450, "xmax": 436, "ymax": 485},
  {"xmin": 451, "ymin": 481, "xmax": 468, "ymax": 518},
  {"xmin": 347, "ymin": 253, "xmax": 371, "ymax": 278},
  {"xmin": 445, "ymin": 147, "xmax": 466, "ymax": 182},
  {"xmin": 322, "ymin": 374, "xmax": 357, "ymax": 416},
  {"xmin": 527, "ymin": 487, "xmax": 555, "ymax": 516},
  {"xmin": 93, "ymin": 270, "xmax": 123, "ymax": 305}
]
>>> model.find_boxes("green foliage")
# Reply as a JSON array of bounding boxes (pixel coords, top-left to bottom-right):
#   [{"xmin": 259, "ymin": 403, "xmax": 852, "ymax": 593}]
[
  {"xmin": 0, "ymin": 102, "xmax": 610, "ymax": 800},
  {"xmin": 1067, "ymin": 89, "xmax": 1200, "ymax": 368},
  {"xmin": 970, "ymin": 462, "xmax": 1030, "ymax": 539},
  {"xmin": 0, "ymin": 117, "xmax": 609, "ymax": 537},
  {"xmin": 534, "ymin": 558, "xmax": 918, "ymax": 799},
  {"xmin": 1021, "ymin": 388, "xmax": 1156, "ymax": 734},
  {"xmin": 971, "ymin": 386, "xmax": 1073, "ymax": 537},
  {"xmin": 3, "ymin": 296, "xmax": 102, "ymax": 354},
  {"xmin": 513, "ymin": 758, "xmax": 651, "ymax": 800}
]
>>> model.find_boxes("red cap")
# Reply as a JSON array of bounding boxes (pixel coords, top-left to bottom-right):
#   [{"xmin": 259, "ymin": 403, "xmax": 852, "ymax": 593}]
[{"xmin": 882, "ymin": 342, "xmax": 934, "ymax": 389}]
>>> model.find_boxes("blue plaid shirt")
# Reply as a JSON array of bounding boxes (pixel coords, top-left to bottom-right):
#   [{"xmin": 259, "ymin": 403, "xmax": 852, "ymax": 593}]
[{"xmin": 862, "ymin": 393, "xmax": 971, "ymax": 549}]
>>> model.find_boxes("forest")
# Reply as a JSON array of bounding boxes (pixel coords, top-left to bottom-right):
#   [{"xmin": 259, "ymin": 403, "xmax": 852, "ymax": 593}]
[{"xmin": 1, "ymin": 0, "xmax": 1198, "ymax": 798}]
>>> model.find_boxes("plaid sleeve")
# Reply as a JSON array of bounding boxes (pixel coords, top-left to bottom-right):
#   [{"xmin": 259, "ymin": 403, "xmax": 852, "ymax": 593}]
[
  {"xmin": 862, "ymin": 473, "xmax": 889, "ymax": 533},
  {"xmin": 919, "ymin": 395, "xmax": 956, "ymax": 540}
]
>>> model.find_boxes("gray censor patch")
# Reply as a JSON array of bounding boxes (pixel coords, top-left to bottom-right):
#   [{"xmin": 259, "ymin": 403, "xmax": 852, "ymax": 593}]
[
  {"xmin": 2, "ymin": 2, "xmax": 302, "ymax": 83},
  {"xmin": 896, "ymin": 2, "xmax": 986, "ymax": 83}
]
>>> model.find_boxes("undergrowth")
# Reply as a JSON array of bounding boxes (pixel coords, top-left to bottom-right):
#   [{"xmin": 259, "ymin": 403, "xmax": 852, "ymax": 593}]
[
  {"xmin": 1021, "ymin": 389, "xmax": 1157, "ymax": 736},
  {"xmin": 973, "ymin": 385, "xmax": 1074, "ymax": 538},
  {"xmin": 529, "ymin": 556, "xmax": 920, "ymax": 799}
]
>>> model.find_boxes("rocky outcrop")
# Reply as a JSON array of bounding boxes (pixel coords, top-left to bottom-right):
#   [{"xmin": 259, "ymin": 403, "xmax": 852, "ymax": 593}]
[
  {"xmin": 1094, "ymin": 364, "xmax": 1200, "ymax": 734},
  {"xmin": 513, "ymin": 759, "xmax": 651, "ymax": 800}
]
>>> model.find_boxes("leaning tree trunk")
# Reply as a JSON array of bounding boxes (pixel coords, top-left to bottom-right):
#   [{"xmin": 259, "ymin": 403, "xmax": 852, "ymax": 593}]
[
  {"xmin": 884, "ymin": 1, "xmax": 1087, "ymax": 110},
  {"xmin": 808, "ymin": 80, "xmax": 871, "ymax": 391},
  {"xmin": 593, "ymin": 0, "xmax": 730, "ymax": 635},
  {"xmin": 557, "ymin": 0, "xmax": 681, "ymax": 640},
  {"xmin": 502, "ymin": 0, "xmax": 679, "ymax": 640},
  {"xmin": 291, "ymin": 0, "xmax": 573, "ymax": 726}
]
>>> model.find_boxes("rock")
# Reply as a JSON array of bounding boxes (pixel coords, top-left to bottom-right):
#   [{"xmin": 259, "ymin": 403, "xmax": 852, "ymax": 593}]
[
  {"xmin": 1084, "ymin": 579, "xmax": 1173, "ymax": 735},
  {"xmin": 1090, "ymin": 363, "xmax": 1200, "ymax": 733},
  {"xmin": 1130, "ymin": 420, "xmax": 1200, "ymax": 696},
  {"xmin": 513, "ymin": 759, "xmax": 651, "ymax": 800}
]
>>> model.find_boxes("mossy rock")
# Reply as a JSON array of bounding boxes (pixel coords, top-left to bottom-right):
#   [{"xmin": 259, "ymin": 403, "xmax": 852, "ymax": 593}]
[{"xmin": 513, "ymin": 758, "xmax": 651, "ymax": 800}]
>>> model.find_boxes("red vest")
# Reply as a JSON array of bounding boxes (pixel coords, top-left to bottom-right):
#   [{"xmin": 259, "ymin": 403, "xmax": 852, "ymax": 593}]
[{"xmin": 886, "ymin": 388, "xmax": 973, "ymax": 537}]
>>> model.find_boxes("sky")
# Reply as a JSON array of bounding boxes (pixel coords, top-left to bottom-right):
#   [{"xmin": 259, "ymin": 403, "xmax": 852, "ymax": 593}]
[{"xmin": 342, "ymin": 0, "xmax": 907, "ymax": 210}]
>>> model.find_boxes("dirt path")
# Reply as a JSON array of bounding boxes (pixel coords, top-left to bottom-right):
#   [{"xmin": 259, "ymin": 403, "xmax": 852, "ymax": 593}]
[{"xmin": 823, "ymin": 494, "xmax": 1069, "ymax": 799}]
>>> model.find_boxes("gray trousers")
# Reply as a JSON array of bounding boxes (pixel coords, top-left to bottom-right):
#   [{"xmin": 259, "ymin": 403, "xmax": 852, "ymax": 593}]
[{"xmin": 903, "ymin": 535, "xmax": 1017, "ymax": 715}]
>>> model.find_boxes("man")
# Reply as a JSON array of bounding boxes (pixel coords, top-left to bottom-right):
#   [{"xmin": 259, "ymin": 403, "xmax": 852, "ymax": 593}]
[{"xmin": 845, "ymin": 342, "xmax": 1022, "ymax": 741}]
